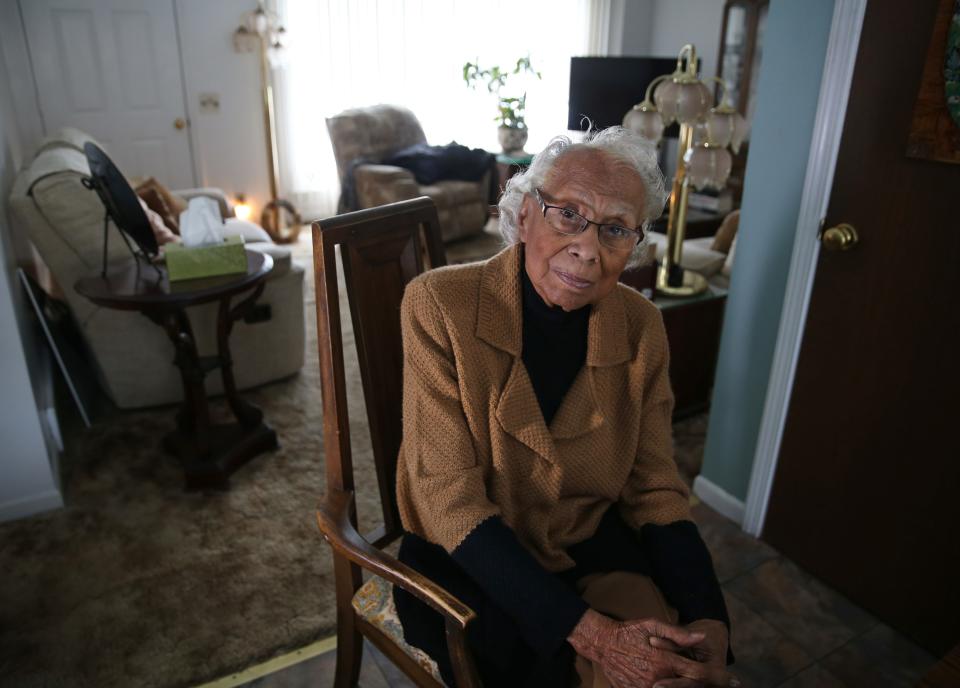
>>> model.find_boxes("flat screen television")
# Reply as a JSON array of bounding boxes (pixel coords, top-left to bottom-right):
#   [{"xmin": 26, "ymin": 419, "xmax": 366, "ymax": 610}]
[{"xmin": 567, "ymin": 56, "xmax": 696, "ymax": 138}]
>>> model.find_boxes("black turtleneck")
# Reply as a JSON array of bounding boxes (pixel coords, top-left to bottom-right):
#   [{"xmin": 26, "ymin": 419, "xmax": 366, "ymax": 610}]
[{"xmin": 520, "ymin": 266, "xmax": 591, "ymax": 426}]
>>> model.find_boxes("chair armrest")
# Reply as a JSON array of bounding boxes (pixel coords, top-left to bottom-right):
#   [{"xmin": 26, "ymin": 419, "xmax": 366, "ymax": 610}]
[
  {"xmin": 353, "ymin": 164, "xmax": 420, "ymax": 208},
  {"xmin": 173, "ymin": 187, "xmax": 234, "ymax": 219},
  {"xmin": 317, "ymin": 488, "xmax": 476, "ymax": 629}
]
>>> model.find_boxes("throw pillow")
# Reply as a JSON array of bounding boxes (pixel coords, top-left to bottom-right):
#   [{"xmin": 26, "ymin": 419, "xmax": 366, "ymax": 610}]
[
  {"xmin": 711, "ymin": 209, "xmax": 740, "ymax": 254},
  {"xmin": 138, "ymin": 198, "xmax": 179, "ymax": 246},
  {"xmin": 137, "ymin": 186, "xmax": 179, "ymax": 234},
  {"xmin": 135, "ymin": 177, "xmax": 188, "ymax": 233}
]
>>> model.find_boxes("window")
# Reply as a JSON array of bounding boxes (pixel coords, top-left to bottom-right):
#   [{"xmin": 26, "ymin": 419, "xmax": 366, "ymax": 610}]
[{"xmin": 276, "ymin": 0, "xmax": 598, "ymax": 216}]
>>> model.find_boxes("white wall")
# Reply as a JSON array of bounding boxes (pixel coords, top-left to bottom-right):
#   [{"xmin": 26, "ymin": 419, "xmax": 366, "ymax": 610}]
[
  {"xmin": 616, "ymin": 0, "xmax": 725, "ymax": 80},
  {"xmin": 176, "ymin": 0, "xmax": 272, "ymax": 221},
  {"xmin": 0, "ymin": 1, "xmax": 63, "ymax": 522},
  {"xmin": 618, "ymin": 0, "xmax": 655, "ymax": 56},
  {"xmin": 699, "ymin": 0, "xmax": 836, "ymax": 503},
  {"xmin": 647, "ymin": 0, "xmax": 725, "ymax": 81}
]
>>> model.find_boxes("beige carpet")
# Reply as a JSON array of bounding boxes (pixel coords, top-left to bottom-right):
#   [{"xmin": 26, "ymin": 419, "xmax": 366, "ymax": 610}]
[{"xmin": 0, "ymin": 226, "xmax": 707, "ymax": 688}]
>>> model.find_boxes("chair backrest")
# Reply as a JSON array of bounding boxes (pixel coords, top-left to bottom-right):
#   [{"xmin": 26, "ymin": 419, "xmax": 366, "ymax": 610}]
[
  {"xmin": 313, "ymin": 196, "xmax": 446, "ymax": 545},
  {"xmin": 325, "ymin": 104, "xmax": 428, "ymax": 182}
]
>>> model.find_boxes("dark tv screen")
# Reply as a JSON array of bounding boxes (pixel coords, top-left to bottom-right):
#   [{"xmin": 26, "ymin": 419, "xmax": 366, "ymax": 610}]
[{"xmin": 568, "ymin": 56, "xmax": 692, "ymax": 138}]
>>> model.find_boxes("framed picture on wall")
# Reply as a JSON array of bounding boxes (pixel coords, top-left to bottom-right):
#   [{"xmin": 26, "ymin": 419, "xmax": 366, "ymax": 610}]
[{"xmin": 906, "ymin": 0, "xmax": 960, "ymax": 164}]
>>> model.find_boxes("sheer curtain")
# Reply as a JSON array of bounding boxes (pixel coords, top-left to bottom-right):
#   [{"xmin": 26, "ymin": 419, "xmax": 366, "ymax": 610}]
[{"xmin": 274, "ymin": 0, "xmax": 605, "ymax": 218}]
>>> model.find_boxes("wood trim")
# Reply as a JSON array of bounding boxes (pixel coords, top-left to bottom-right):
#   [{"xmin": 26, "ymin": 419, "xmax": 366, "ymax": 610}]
[
  {"xmin": 741, "ymin": 0, "xmax": 867, "ymax": 536},
  {"xmin": 714, "ymin": 0, "xmax": 769, "ymax": 114}
]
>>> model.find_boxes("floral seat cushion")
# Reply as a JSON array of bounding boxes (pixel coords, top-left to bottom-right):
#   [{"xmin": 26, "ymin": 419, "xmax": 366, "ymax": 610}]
[{"xmin": 351, "ymin": 575, "xmax": 444, "ymax": 683}]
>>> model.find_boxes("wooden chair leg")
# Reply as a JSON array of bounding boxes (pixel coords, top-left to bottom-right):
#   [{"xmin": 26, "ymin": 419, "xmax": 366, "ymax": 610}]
[
  {"xmin": 333, "ymin": 612, "xmax": 362, "ymax": 688},
  {"xmin": 333, "ymin": 557, "xmax": 363, "ymax": 688}
]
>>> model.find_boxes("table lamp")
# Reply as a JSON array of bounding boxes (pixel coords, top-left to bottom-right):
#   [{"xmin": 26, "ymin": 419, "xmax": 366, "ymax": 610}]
[{"xmin": 623, "ymin": 44, "xmax": 748, "ymax": 296}]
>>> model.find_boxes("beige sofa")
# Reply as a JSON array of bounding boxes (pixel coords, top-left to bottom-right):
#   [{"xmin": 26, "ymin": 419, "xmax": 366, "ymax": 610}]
[
  {"xmin": 9, "ymin": 128, "xmax": 305, "ymax": 409},
  {"xmin": 326, "ymin": 104, "xmax": 492, "ymax": 243}
]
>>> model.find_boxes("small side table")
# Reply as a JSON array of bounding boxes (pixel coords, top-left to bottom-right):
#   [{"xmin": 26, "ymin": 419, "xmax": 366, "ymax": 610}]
[
  {"xmin": 655, "ymin": 286, "xmax": 727, "ymax": 419},
  {"xmin": 76, "ymin": 250, "xmax": 278, "ymax": 490},
  {"xmin": 496, "ymin": 151, "xmax": 535, "ymax": 193}
]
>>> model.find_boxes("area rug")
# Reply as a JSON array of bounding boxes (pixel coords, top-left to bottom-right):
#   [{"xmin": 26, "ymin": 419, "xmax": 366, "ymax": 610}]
[{"xmin": 0, "ymin": 225, "xmax": 707, "ymax": 688}]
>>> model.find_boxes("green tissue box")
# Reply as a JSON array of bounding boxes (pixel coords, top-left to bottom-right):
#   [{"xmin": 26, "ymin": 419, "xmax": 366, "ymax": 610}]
[{"xmin": 165, "ymin": 236, "xmax": 247, "ymax": 282}]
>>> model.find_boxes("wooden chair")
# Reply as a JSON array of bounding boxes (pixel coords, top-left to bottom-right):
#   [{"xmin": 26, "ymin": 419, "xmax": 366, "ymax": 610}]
[{"xmin": 312, "ymin": 197, "xmax": 482, "ymax": 688}]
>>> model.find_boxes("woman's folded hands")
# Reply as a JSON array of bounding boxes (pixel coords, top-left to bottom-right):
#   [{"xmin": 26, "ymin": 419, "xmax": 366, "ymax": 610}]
[{"xmin": 567, "ymin": 609, "xmax": 740, "ymax": 688}]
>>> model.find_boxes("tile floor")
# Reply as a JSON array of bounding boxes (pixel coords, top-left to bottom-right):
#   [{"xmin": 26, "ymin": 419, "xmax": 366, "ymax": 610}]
[{"xmin": 238, "ymin": 500, "xmax": 938, "ymax": 688}]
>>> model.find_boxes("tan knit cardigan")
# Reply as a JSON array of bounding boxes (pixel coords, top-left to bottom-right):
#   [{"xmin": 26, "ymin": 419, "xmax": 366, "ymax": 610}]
[{"xmin": 396, "ymin": 243, "xmax": 691, "ymax": 572}]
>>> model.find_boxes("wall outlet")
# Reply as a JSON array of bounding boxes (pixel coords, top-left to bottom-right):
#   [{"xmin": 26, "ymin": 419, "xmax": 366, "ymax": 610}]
[{"xmin": 199, "ymin": 93, "xmax": 220, "ymax": 113}]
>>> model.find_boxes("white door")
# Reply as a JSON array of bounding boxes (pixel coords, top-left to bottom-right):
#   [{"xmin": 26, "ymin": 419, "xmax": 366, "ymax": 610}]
[{"xmin": 20, "ymin": 0, "xmax": 196, "ymax": 188}]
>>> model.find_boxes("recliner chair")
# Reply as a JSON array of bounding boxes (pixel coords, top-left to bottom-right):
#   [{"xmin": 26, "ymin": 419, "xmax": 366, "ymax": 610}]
[
  {"xmin": 326, "ymin": 104, "xmax": 492, "ymax": 244},
  {"xmin": 8, "ymin": 128, "xmax": 306, "ymax": 409}
]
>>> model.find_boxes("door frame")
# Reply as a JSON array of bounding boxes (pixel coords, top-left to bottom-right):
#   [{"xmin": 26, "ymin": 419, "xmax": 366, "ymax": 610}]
[
  {"xmin": 741, "ymin": 0, "xmax": 867, "ymax": 537},
  {"xmin": 0, "ymin": 2, "xmax": 44, "ymax": 156}
]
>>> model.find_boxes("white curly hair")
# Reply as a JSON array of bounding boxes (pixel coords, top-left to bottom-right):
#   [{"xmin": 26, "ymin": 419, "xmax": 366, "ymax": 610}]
[{"xmin": 497, "ymin": 126, "xmax": 667, "ymax": 269}]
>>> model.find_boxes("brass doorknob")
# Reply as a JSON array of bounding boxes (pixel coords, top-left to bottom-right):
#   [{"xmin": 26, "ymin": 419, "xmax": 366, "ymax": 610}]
[
  {"xmin": 174, "ymin": 117, "xmax": 187, "ymax": 130},
  {"xmin": 821, "ymin": 223, "xmax": 858, "ymax": 251}
]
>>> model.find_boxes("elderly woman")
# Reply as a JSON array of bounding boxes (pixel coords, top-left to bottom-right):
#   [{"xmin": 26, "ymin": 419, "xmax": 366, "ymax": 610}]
[{"xmin": 393, "ymin": 127, "xmax": 737, "ymax": 688}]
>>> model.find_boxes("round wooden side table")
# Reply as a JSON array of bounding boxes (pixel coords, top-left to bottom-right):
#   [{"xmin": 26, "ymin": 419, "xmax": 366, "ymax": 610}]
[
  {"xmin": 496, "ymin": 151, "xmax": 535, "ymax": 193},
  {"xmin": 76, "ymin": 250, "xmax": 278, "ymax": 490}
]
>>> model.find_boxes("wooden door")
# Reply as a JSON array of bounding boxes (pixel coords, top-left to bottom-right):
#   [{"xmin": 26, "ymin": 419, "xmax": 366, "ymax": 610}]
[
  {"xmin": 763, "ymin": 0, "xmax": 960, "ymax": 656},
  {"xmin": 20, "ymin": 0, "xmax": 196, "ymax": 188}
]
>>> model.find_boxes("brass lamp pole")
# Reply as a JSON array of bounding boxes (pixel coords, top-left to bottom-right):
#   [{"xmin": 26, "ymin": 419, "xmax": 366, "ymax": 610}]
[
  {"xmin": 258, "ymin": 19, "xmax": 281, "ymax": 233},
  {"xmin": 623, "ymin": 45, "xmax": 748, "ymax": 296},
  {"xmin": 664, "ymin": 102, "xmax": 700, "ymax": 294},
  {"xmin": 234, "ymin": 1, "xmax": 301, "ymax": 244}
]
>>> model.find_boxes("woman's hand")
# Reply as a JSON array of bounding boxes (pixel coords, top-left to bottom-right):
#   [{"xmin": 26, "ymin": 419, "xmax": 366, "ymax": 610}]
[
  {"xmin": 568, "ymin": 609, "xmax": 740, "ymax": 688},
  {"xmin": 649, "ymin": 619, "xmax": 730, "ymax": 687}
]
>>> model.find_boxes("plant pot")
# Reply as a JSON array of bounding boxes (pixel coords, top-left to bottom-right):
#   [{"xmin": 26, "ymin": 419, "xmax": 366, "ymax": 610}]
[{"xmin": 498, "ymin": 125, "xmax": 529, "ymax": 155}]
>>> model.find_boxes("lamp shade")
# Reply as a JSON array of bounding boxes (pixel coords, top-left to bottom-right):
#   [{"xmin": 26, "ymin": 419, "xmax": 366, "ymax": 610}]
[
  {"xmin": 623, "ymin": 106, "xmax": 665, "ymax": 143},
  {"xmin": 705, "ymin": 109, "xmax": 734, "ymax": 148},
  {"xmin": 251, "ymin": 7, "xmax": 268, "ymax": 33},
  {"xmin": 654, "ymin": 79, "xmax": 712, "ymax": 125},
  {"xmin": 691, "ymin": 121, "xmax": 708, "ymax": 146},
  {"xmin": 684, "ymin": 145, "xmax": 732, "ymax": 191}
]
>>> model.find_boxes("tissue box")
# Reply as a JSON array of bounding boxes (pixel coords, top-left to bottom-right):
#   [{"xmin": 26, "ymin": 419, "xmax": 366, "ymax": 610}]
[{"xmin": 165, "ymin": 236, "xmax": 248, "ymax": 282}]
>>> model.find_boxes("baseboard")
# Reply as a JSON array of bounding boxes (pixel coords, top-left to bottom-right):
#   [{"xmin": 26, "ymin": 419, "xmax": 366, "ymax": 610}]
[
  {"xmin": 0, "ymin": 489, "xmax": 63, "ymax": 523},
  {"xmin": 693, "ymin": 475, "xmax": 745, "ymax": 525}
]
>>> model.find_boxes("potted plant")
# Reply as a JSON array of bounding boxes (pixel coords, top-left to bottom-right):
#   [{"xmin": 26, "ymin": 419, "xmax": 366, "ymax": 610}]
[{"xmin": 463, "ymin": 56, "xmax": 541, "ymax": 155}]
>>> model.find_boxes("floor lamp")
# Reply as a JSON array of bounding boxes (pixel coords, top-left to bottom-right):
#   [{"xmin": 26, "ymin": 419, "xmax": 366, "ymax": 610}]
[
  {"xmin": 623, "ymin": 44, "xmax": 748, "ymax": 296},
  {"xmin": 234, "ymin": 1, "xmax": 302, "ymax": 244}
]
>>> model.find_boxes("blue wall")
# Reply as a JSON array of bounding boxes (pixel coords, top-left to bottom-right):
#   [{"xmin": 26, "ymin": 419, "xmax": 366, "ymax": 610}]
[{"xmin": 699, "ymin": 0, "xmax": 836, "ymax": 502}]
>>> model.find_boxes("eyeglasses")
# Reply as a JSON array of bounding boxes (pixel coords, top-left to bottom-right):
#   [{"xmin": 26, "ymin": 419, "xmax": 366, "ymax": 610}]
[{"xmin": 533, "ymin": 188, "xmax": 644, "ymax": 251}]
